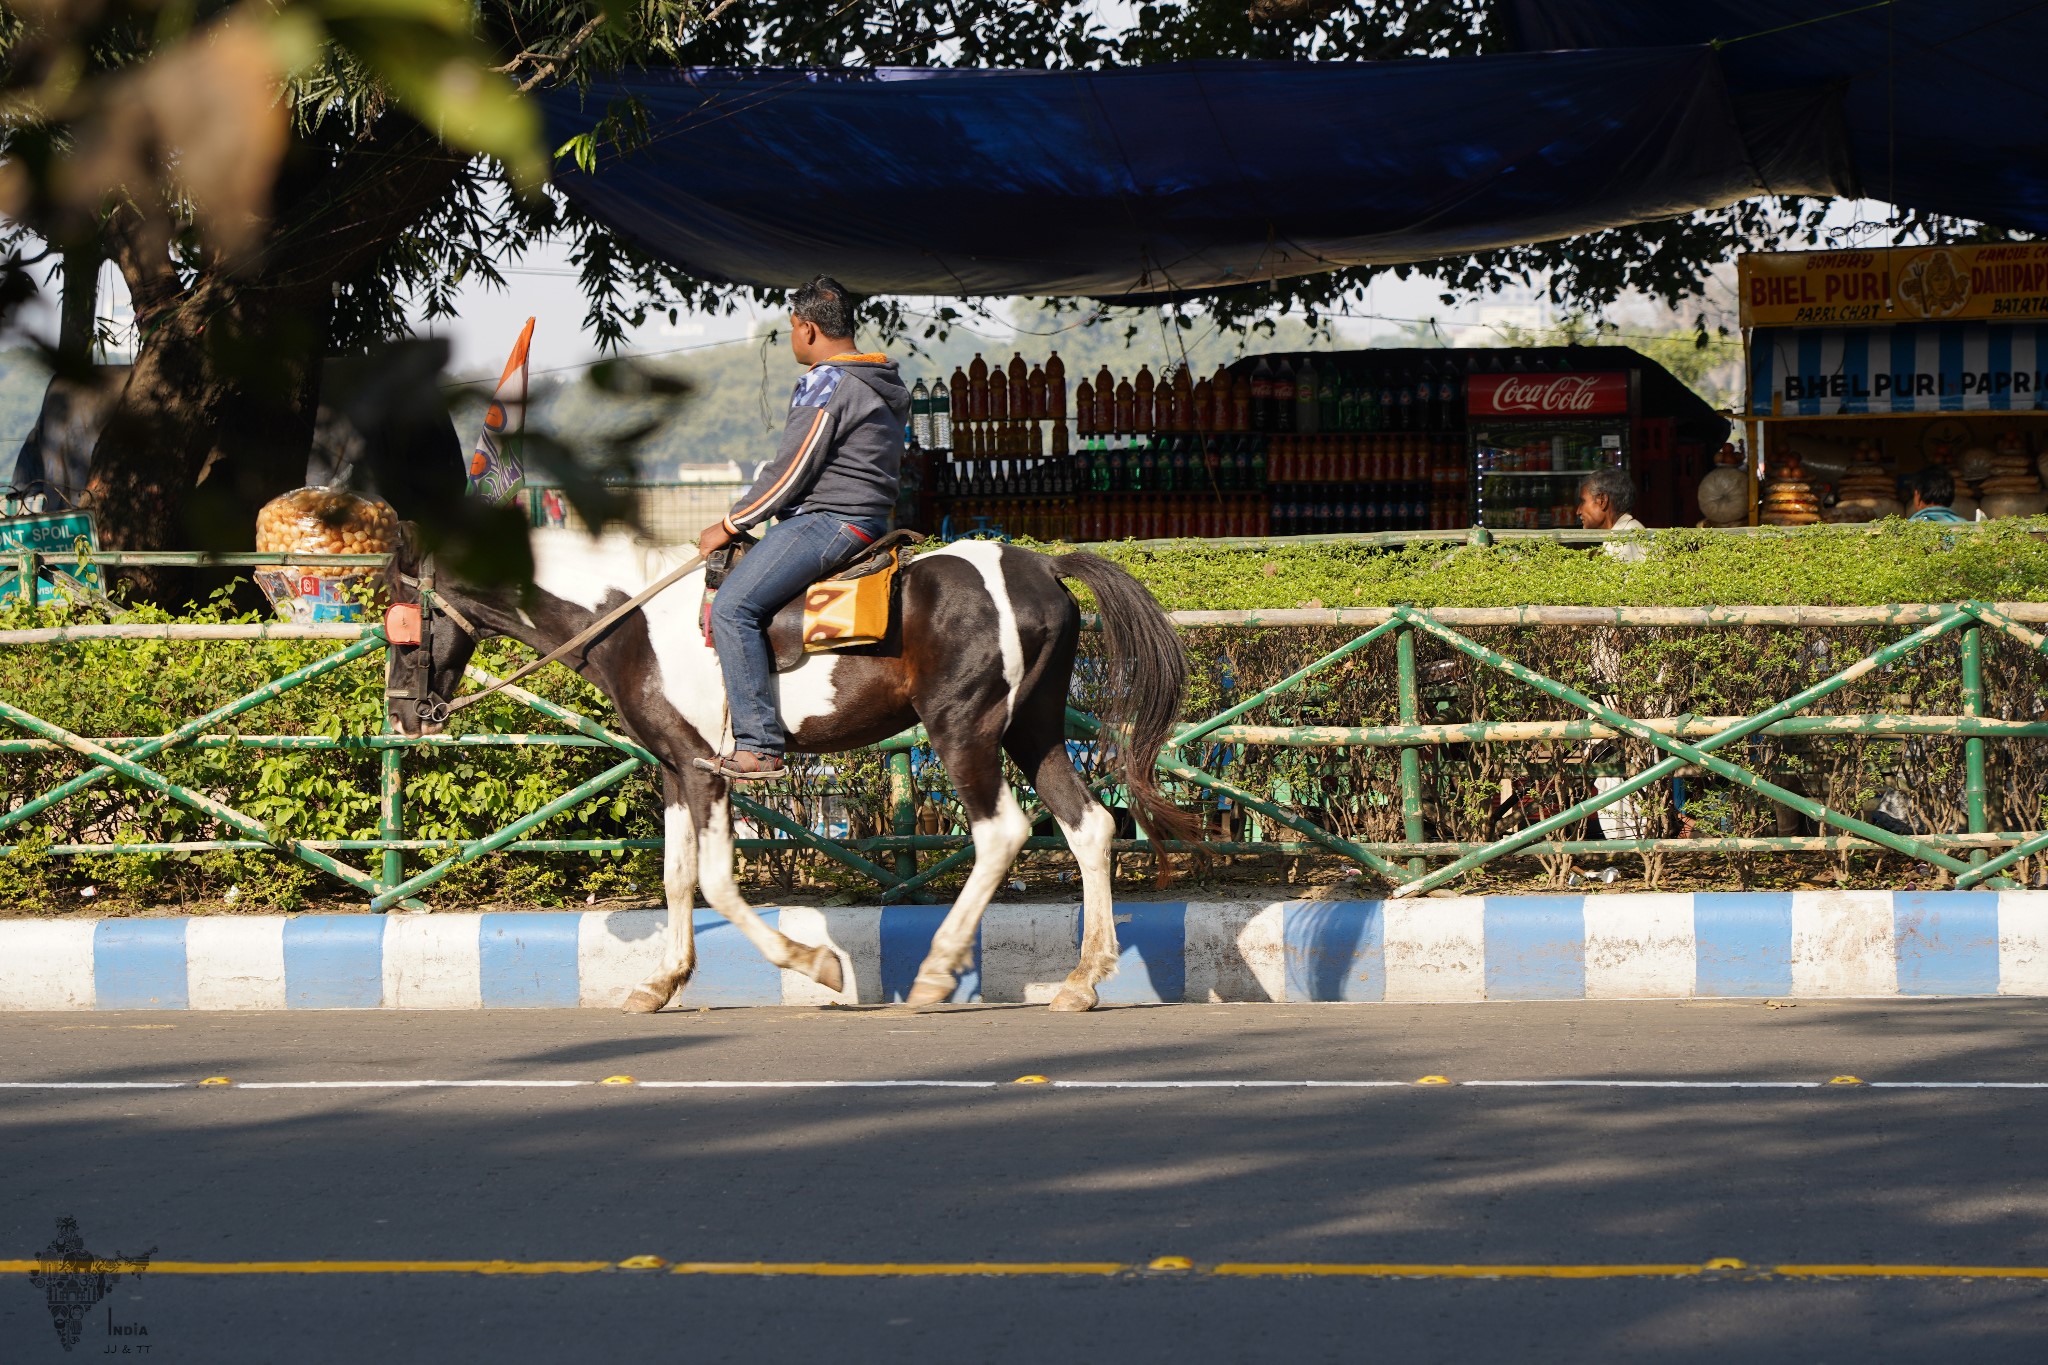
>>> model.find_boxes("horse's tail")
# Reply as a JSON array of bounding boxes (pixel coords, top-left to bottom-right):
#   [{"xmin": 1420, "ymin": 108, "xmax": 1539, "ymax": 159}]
[{"xmin": 1050, "ymin": 552, "xmax": 1205, "ymax": 870}]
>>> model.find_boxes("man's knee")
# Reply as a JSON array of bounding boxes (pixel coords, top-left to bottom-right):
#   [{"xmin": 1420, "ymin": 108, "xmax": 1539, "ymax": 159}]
[{"xmin": 711, "ymin": 588, "xmax": 766, "ymax": 633}]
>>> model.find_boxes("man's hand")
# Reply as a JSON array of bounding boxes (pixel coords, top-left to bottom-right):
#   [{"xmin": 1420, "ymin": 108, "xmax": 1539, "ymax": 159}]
[{"xmin": 696, "ymin": 522, "xmax": 734, "ymax": 558}]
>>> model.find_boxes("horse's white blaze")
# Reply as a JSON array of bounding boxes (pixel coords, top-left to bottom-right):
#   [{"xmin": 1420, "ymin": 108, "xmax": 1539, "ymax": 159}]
[
  {"xmin": 525, "ymin": 527, "xmax": 839, "ymax": 754},
  {"xmin": 929, "ymin": 540, "xmax": 1025, "ymax": 724},
  {"xmin": 775, "ymin": 654, "xmax": 843, "ymax": 742}
]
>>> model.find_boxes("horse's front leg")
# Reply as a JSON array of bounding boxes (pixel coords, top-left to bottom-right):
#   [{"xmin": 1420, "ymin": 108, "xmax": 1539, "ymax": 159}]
[
  {"xmin": 624, "ymin": 782, "xmax": 700, "ymax": 1013},
  {"xmin": 696, "ymin": 791, "xmax": 845, "ymax": 994}
]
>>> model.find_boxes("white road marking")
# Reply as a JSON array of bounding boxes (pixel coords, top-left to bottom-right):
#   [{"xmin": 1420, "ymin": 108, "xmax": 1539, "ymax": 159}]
[{"xmin": 3, "ymin": 1078, "xmax": 2046, "ymax": 1091}]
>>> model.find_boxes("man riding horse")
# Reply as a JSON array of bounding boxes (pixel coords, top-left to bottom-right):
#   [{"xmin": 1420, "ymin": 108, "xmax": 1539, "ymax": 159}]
[{"xmin": 695, "ymin": 275, "xmax": 907, "ymax": 783}]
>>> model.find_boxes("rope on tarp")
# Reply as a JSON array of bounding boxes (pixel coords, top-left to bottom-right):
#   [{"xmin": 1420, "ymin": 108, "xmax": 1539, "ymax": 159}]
[{"xmin": 1711, "ymin": 0, "xmax": 1895, "ymax": 50}]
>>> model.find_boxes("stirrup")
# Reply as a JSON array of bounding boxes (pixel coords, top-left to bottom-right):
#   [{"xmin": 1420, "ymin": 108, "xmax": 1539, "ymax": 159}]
[{"xmin": 693, "ymin": 753, "xmax": 787, "ymax": 782}]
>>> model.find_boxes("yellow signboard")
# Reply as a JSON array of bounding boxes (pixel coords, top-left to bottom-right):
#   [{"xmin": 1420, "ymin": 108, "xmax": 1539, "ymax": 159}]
[{"xmin": 1739, "ymin": 246, "xmax": 2048, "ymax": 328}]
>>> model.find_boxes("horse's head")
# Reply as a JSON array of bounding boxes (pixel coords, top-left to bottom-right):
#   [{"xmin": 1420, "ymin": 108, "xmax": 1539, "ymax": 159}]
[{"xmin": 382, "ymin": 536, "xmax": 482, "ymax": 738}]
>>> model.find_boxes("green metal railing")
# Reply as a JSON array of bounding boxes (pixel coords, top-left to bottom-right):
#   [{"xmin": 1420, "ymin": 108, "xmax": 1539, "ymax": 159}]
[{"xmin": 6, "ymin": 549, "xmax": 2048, "ymax": 902}]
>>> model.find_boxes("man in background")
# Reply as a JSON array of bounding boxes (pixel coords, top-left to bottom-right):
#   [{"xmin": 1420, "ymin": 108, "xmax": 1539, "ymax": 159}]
[{"xmin": 1905, "ymin": 466, "xmax": 1970, "ymax": 523}]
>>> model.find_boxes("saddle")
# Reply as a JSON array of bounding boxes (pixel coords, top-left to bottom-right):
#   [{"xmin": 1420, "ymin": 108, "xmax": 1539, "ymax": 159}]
[{"xmin": 702, "ymin": 528, "xmax": 923, "ymax": 672}]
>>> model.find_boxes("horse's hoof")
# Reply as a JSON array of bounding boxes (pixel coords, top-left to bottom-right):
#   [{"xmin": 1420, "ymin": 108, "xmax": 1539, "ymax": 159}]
[
  {"xmin": 808, "ymin": 946, "xmax": 845, "ymax": 994},
  {"xmin": 621, "ymin": 985, "xmax": 672, "ymax": 1014},
  {"xmin": 905, "ymin": 973, "xmax": 956, "ymax": 1007},
  {"xmin": 1048, "ymin": 983, "xmax": 1098, "ymax": 1013}
]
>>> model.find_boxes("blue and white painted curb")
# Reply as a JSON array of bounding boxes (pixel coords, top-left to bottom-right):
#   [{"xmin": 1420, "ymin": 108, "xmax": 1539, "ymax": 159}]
[{"xmin": 4, "ymin": 891, "xmax": 2047, "ymax": 1009}]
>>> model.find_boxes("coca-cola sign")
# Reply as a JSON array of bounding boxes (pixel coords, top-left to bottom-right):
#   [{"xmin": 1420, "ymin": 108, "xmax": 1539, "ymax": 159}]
[{"xmin": 1467, "ymin": 372, "xmax": 1630, "ymax": 417}]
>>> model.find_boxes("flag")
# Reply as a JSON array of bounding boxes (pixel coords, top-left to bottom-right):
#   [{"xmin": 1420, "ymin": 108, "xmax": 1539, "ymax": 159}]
[{"xmin": 467, "ymin": 316, "xmax": 534, "ymax": 502}]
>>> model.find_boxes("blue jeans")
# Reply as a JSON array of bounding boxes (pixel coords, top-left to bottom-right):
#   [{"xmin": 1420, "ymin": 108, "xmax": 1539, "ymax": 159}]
[{"xmin": 710, "ymin": 512, "xmax": 889, "ymax": 758}]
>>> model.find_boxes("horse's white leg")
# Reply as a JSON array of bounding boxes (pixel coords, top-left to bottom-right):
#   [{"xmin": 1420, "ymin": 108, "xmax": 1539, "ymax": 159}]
[
  {"xmin": 907, "ymin": 784, "xmax": 1031, "ymax": 1006},
  {"xmin": 623, "ymin": 800, "xmax": 698, "ymax": 1013},
  {"xmin": 697, "ymin": 796, "xmax": 844, "ymax": 993},
  {"xmin": 1049, "ymin": 802, "xmax": 1119, "ymax": 1013}
]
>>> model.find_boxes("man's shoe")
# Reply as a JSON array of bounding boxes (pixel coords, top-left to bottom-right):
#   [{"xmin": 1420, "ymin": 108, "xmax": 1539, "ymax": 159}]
[{"xmin": 704, "ymin": 750, "xmax": 786, "ymax": 782}]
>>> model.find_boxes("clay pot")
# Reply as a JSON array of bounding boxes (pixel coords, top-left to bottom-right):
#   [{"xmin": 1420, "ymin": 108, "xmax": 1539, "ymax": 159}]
[{"xmin": 1979, "ymin": 490, "xmax": 2048, "ymax": 519}]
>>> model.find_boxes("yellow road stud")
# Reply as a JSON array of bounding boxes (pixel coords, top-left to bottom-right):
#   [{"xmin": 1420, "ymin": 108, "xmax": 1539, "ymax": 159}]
[
  {"xmin": 600, "ymin": 1075, "xmax": 637, "ymax": 1086},
  {"xmin": 1703, "ymin": 1258, "xmax": 1749, "ymax": 1271},
  {"xmin": 1414, "ymin": 1075, "xmax": 1452, "ymax": 1086},
  {"xmin": 617, "ymin": 1256, "xmax": 668, "ymax": 1270},
  {"xmin": 1147, "ymin": 1256, "xmax": 1194, "ymax": 1272},
  {"xmin": 1827, "ymin": 1075, "xmax": 1867, "ymax": 1086},
  {"xmin": 198, "ymin": 1076, "xmax": 231, "ymax": 1086},
  {"xmin": 1014, "ymin": 1075, "xmax": 1050, "ymax": 1085}
]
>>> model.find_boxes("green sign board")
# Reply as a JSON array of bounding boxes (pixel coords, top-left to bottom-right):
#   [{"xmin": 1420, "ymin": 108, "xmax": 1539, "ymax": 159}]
[{"xmin": 0, "ymin": 509, "xmax": 103, "ymax": 603}]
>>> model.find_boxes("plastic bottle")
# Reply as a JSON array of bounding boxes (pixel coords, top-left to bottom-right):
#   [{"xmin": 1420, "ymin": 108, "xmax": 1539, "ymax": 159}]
[
  {"xmin": 931, "ymin": 378, "xmax": 953, "ymax": 453},
  {"xmin": 1294, "ymin": 356, "xmax": 1319, "ymax": 434},
  {"xmin": 1212, "ymin": 364, "xmax": 1234, "ymax": 431},
  {"xmin": 968, "ymin": 353, "xmax": 989, "ymax": 421},
  {"xmin": 1249, "ymin": 357, "xmax": 1274, "ymax": 432},
  {"xmin": 1027, "ymin": 363, "xmax": 1048, "ymax": 421},
  {"xmin": 988, "ymin": 367, "xmax": 1008, "ymax": 426},
  {"xmin": 910, "ymin": 378, "xmax": 933, "ymax": 449},
  {"xmin": 1008, "ymin": 352, "xmax": 1028, "ymax": 403},
  {"xmin": 1319, "ymin": 366, "xmax": 1340, "ymax": 432},
  {"xmin": 1075, "ymin": 379, "xmax": 1094, "ymax": 436},
  {"xmin": 1113, "ymin": 376, "xmax": 1135, "ymax": 434},
  {"xmin": 1231, "ymin": 371, "xmax": 1253, "ymax": 432},
  {"xmin": 1045, "ymin": 352, "xmax": 1066, "ymax": 420},
  {"xmin": 1095, "ymin": 365, "xmax": 1116, "ymax": 433},
  {"xmin": 1272, "ymin": 361, "xmax": 1295, "ymax": 434},
  {"xmin": 1134, "ymin": 365, "xmax": 1156, "ymax": 434}
]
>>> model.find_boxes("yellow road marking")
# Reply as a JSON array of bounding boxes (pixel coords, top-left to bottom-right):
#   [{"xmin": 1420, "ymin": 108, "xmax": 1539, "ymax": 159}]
[
  {"xmin": 0, "ymin": 1258, "xmax": 2042, "ymax": 1280},
  {"xmin": 1211, "ymin": 1263, "xmax": 1707, "ymax": 1279},
  {"xmin": 668, "ymin": 1262, "xmax": 1125, "ymax": 1276}
]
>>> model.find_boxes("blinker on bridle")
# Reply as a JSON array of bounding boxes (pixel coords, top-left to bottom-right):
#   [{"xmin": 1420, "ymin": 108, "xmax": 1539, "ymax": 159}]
[{"xmin": 386, "ymin": 567, "xmax": 481, "ymax": 728}]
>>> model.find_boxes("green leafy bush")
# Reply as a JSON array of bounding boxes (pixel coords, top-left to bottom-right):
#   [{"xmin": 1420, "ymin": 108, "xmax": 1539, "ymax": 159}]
[
  {"xmin": 1078, "ymin": 521, "xmax": 2048, "ymax": 612},
  {"xmin": 5, "ymin": 521, "xmax": 2047, "ymax": 911}
]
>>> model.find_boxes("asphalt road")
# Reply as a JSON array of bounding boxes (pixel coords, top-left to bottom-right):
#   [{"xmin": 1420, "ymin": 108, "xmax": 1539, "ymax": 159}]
[{"xmin": 4, "ymin": 1000, "xmax": 2048, "ymax": 1363}]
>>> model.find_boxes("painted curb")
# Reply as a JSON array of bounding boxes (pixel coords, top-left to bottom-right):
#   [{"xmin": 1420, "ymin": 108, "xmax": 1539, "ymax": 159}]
[{"xmin": 2, "ymin": 891, "xmax": 2043, "ymax": 1009}]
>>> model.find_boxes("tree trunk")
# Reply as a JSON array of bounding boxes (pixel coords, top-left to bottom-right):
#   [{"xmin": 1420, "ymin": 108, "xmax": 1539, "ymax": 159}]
[
  {"xmin": 57, "ymin": 245, "xmax": 100, "ymax": 360},
  {"xmin": 80, "ymin": 123, "xmax": 466, "ymax": 603}
]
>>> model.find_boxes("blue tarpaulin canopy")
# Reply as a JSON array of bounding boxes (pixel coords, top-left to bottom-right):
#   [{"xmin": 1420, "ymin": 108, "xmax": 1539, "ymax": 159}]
[
  {"xmin": 540, "ymin": 3, "xmax": 2046, "ymax": 300},
  {"xmin": 1507, "ymin": 0, "xmax": 2048, "ymax": 237}
]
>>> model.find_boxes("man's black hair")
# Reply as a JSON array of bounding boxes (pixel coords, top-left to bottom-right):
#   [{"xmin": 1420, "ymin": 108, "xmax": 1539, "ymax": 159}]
[
  {"xmin": 1905, "ymin": 464, "xmax": 1955, "ymax": 507},
  {"xmin": 792, "ymin": 275, "xmax": 857, "ymax": 339}
]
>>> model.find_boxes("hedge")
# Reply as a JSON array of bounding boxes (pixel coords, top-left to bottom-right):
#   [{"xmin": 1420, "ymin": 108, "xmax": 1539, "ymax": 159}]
[
  {"xmin": 1077, "ymin": 520, "xmax": 2048, "ymax": 613},
  {"xmin": 3, "ymin": 521, "xmax": 2047, "ymax": 912}
]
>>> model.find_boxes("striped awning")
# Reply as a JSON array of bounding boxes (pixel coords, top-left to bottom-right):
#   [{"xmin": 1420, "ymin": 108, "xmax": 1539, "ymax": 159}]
[{"xmin": 1748, "ymin": 324, "xmax": 2048, "ymax": 418}]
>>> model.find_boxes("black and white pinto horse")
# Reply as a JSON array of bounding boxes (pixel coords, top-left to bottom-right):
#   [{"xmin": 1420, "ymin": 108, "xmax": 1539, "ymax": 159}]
[{"xmin": 386, "ymin": 529, "xmax": 1198, "ymax": 1012}]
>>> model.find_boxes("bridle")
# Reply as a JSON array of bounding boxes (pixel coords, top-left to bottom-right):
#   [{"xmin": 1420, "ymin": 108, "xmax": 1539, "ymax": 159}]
[
  {"xmin": 384, "ymin": 563, "xmax": 480, "ymax": 728},
  {"xmin": 382, "ymin": 551, "xmax": 705, "ymax": 726}
]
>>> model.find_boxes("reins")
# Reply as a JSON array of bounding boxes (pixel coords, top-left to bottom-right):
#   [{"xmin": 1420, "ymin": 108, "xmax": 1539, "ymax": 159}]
[{"xmin": 393, "ymin": 551, "xmax": 704, "ymax": 720}]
